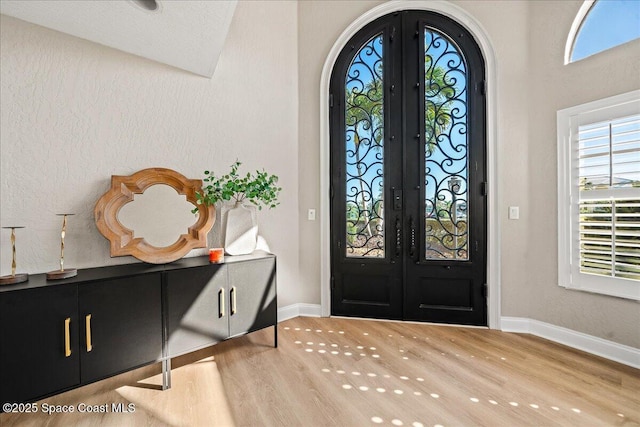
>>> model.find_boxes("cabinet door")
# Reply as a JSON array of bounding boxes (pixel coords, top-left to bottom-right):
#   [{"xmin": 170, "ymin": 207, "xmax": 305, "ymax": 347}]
[
  {"xmin": 79, "ymin": 274, "xmax": 162, "ymax": 383},
  {"xmin": 0, "ymin": 286, "xmax": 80, "ymax": 403},
  {"xmin": 228, "ymin": 257, "xmax": 277, "ymax": 337},
  {"xmin": 165, "ymin": 264, "xmax": 229, "ymax": 357}
]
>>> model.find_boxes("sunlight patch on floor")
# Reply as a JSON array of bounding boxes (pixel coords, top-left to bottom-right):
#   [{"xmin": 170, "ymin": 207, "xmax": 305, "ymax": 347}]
[
  {"xmin": 276, "ymin": 319, "xmax": 633, "ymax": 426},
  {"xmin": 116, "ymin": 356, "xmax": 235, "ymax": 427}
]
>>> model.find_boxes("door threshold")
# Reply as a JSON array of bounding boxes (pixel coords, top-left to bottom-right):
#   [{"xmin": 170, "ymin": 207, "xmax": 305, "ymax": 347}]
[{"xmin": 330, "ymin": 315, "xmax": 488, "ymax": 329}]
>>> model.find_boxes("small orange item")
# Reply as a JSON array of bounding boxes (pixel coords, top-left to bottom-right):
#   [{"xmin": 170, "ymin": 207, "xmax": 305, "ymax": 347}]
[{"xmin": 209, "ymin": 248, "xmax": 224, "ymax": 263}]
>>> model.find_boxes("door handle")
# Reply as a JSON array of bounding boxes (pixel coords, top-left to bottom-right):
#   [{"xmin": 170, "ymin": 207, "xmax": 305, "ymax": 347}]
[
  {"xmin": 395, "ymin": 217, "xmax": 402, "ymax": 257},
  {"xmin": 219, "ymin": 288, "xmax": 225, "ymax": 318},
  {"xmin": 85, "ymin": 314, "xmax": 92, "ymax": 352},
  {"xmin": 64, "ymin": 317, "xmax": 71, "ymax": 357},
  {"xmin": 230, "ymin": 286, "xmax": 237, "ymax": 315},
  {"xmin": 409, "ymin": 216, "xmax": 417, "ymax": 259}
]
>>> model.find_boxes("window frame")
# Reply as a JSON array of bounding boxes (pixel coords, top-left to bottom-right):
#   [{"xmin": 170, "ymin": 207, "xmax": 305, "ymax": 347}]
[
  {"xmin": 557, "ymin": 90, "xmax": 640, "ymax": 301},
  {"xmin": 565, "ymin": 0, "xmax": 640, "ymax": 64},
  {"xmin": 564, "ymin": 0, "xmax": 595, "ymax": 64}
]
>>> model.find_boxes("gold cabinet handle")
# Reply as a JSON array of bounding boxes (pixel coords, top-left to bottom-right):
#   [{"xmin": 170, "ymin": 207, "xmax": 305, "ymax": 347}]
[
  {"xmin": 85, "ymin": 314, "xmax": 92, "ymax": 352},
  {"xmin": 230, "ymin": 286, "xmax": 237, "ymax": 315},
  {"xmin": 219, "ymin": 288, "xmax": 225, "ymax": 318},
  {"xmin": 64, "ymin": 317, "xmax": 71, "ymax": 357}
]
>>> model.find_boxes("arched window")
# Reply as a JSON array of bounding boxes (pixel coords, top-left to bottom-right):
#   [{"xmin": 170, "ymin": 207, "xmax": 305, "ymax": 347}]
[{"xmin": 566, "ymin": 0, "xmax": 640, "ymax": 63}]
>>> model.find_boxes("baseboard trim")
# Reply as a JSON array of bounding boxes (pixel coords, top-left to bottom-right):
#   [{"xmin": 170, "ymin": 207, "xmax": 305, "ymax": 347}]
[
  {"xmin": 275, "ymin": 310, "xmax": 639, "ymax": 368},
  {"xmin": 278, "ymin": 303, "xmax": 322, "ymax": 322},
  {"xmin": 501, "ymin": 316, "xmax": 640, "ymax": 369}
]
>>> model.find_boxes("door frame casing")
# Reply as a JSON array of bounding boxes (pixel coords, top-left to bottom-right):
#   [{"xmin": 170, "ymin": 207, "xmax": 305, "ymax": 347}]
[{"xmin": 320, "ymin": 0, "xmax": 501, "ymax": 329}]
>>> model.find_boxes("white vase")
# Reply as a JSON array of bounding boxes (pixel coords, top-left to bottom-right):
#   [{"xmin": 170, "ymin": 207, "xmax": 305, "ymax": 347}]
[{"xmin": 223, "ymin": 202, "xmax": 258, "ymax": 255}]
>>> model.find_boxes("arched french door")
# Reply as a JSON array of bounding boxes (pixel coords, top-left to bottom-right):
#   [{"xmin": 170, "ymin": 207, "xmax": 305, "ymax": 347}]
[{"xmin": 329, "ymin": 10, "xmax": 487, "ymax": 325}]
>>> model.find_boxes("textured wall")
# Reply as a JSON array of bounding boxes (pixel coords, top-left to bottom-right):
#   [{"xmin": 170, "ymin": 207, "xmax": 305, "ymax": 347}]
[
  {"xmin": 2, "ymin": 0, "xmax": 638, "ymax": 348},
  {"xmin": 451, "ymin": 0, "xmax": 534, "ymax": 323},
  {"xmin": 297, "ymin": 0, "xmax": 532, "ymax": 311},
  {"xmin": 296, "ymin": 0, "xmax": 639, "ymax": 347},
  {"xmin": 0, "ymin": 1, "xmax": 301, "ymax": 306},
  {"xmin": 297, "ymin": 0, "xmax": 385, "ymax": 307},
  {"xmin": 524, "ymin": 0, "xmax": 640, "ymax": 347}
]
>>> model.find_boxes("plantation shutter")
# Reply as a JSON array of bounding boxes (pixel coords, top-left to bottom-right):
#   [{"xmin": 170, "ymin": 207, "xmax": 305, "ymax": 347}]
[{"xmin": 577, "ymin": 114, "xmax": 640, "ymax": 281}]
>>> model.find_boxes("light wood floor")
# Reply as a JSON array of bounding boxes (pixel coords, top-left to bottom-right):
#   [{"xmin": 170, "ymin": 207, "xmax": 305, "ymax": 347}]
[{"xmin": 2, "ymin": 317, "xmax": 639, "ymax": 426}]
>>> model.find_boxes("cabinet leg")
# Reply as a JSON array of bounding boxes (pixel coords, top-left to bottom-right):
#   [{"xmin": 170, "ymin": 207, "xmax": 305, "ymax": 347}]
[
  {"xmin": 162, "ymin": 358, "xmax": 172, "ymax": 390},
  {"xmin": 274, "ymin": 324, "xmax": 278, "ymax": 348}
]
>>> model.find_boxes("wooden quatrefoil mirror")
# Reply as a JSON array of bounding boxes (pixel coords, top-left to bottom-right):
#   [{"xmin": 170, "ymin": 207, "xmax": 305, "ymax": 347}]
[{"xmin": 94, "ymin": 168, "xmax": 215, "ymax": 264}]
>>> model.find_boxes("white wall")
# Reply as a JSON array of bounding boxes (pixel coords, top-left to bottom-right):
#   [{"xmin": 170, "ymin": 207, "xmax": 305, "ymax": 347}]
[
  {"xmin": 297, "ymin": 0, "xmax": 531, "ymax": 311},
  {"xmin": 297, "ymin": 0, "xmax": 639, "ymax": 348},
  {"xmin": 525, "ymin": 0, "xmax": 640, "ymax": 347},
  {"xmin": 297, "ymin": 0, "xmax": 385, "ymax": 308},
  {"xmin": 0, "ymin": 1, "xmax": 301, "ymax": 306},
  {"xmin": 2, "ymin": 0, "xmax": 638, "ymax": 348}
]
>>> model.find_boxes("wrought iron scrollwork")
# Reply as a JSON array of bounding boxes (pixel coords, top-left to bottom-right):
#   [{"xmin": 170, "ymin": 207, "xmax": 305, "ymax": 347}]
[
  {"xmin": 423, "ymin": 28, "xmax": 469, "ymax": 260},
  {"xmin": 345, "ymin": 34, "xmax": 385, "ymax": 258}
]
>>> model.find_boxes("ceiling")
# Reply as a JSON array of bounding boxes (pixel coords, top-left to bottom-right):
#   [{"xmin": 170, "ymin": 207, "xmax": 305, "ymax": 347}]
[{"xmin": 0, "ymin": 0, "xmax": 237, "ymax": 78}]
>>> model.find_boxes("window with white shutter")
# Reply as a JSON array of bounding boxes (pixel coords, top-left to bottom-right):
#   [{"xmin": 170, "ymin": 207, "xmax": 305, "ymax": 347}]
[{"xmin": 558, "ymin": 91, "xmax": 640, "ymax": 300}]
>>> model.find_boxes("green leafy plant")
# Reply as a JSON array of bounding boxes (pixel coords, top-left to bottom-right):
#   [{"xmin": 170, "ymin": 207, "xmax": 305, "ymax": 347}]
[{"xmin": 193, "ymin": 161, "xmax": 281, "ymax": 213}]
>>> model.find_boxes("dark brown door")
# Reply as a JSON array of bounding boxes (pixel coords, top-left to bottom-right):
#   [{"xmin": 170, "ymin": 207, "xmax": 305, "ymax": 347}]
[{"xmin": 330, "ymin": 10, "xmax": 487, "ymax": 325}]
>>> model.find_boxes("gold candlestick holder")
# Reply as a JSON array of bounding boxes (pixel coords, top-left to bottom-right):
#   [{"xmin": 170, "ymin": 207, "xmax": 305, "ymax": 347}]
[
  {"xmin": 47, "ymin": 214, "xmax": 78, "ymax": 280},
  {"xmin": 0, "ymin": 226, "xmax": 29, "ymax": 285}
]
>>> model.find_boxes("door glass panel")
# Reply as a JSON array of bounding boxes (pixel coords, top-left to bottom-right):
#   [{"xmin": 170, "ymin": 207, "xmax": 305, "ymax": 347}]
[
  {"xmin": 424, "ymin": 28, "xmax": 469, "ymax": 260},
  {"xmin": 345, "ymin": 34, "xmax": 385, "ymax": 258}
]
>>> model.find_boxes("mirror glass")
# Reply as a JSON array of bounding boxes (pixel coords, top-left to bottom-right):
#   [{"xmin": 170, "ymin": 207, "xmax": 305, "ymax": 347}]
[{"xmin": 118, "ymin": 184, "xmax": 196, "ymax": 247}]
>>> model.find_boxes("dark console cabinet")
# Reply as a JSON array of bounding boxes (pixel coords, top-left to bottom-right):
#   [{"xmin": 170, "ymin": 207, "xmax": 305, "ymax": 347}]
[
  {"xmin": 165, "ymin": 256, "xmax": 277, "ymax": 358},
  {"xmin": 79, "ymin": 274, "xmax": 163, "ymax": 383},
  {"xmin": 0, "ymin": 285, "xmax": 80, "ymax": 404},
  {"xmin": 228, "ymin": 257, "xmax": 277, "ymax": 338},
  {"xmin": 0, "ymin": 252, "xmax": 277, "ymax": 406},
  {"xmin": 165, "ymin": 264, "xmax": 228, "ymax": 357}
]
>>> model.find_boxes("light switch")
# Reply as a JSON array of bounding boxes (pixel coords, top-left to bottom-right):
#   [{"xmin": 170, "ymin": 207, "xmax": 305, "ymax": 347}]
[
  {"xmin": 509, "ymin": 206, "xmax": 520, "ymax": 220},
  {"xmin": 308, "ymin": 209, "xmax": 316, "ymax": 221}
]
